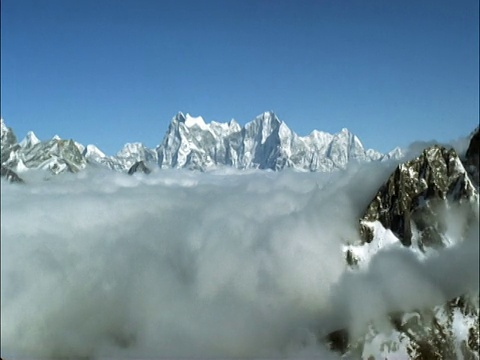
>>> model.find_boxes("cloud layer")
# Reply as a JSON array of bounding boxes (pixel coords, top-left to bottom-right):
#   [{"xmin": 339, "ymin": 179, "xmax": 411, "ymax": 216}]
[{"xmin": 1, "ymin": 158, "xmax": 477, "ymax": 359}]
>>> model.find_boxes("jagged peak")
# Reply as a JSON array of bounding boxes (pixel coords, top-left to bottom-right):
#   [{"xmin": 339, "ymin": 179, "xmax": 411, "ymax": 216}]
[
  {"xmin": 84, "ymin": 144, "xmax": 106, "ymax": 158},
  {"xmin": 172, "ymin": 112, "xmax": 186, "ymax": 123},
  {"xmin": 334, "ymin": 128, "xmax": 356, "ymax": 139},
  {"xmin": 1, "ymin": 118, "xmax": 14, "ymax": 136},
  {"xmin": 248, "ymin": 111, "xmax": 282, "ymax": 129},
  {"xmin": 121, "ymin": 142, "xmax": 146, "ymax": 149},
  {"xmin": 255, "ymin": 110, "xmax": 280, "ymax": 122},
  {"xmin": 225, "ymin": 119, "xmax": 241, "ymax": 132},
  {"xmin": 360, "ymin": 143, "xmax": 477, "ymax": 245},
  {"xmin": 52, "ymin": 134, "xmax": 61, "ymax": 141},
  {"xmin": 170, "ymin": 112, "xmax": 210, "ymax": 130},
  {"xmin": 184, "ymin": 113, "xmax": 207, "ymax": 129},
  {"xmin": 19, "ymin": 131, "xmax": 40, "ymax": 148},
  {"xmin": 387, "ymin": 147, "xmax": 403, "ymax": 159}
]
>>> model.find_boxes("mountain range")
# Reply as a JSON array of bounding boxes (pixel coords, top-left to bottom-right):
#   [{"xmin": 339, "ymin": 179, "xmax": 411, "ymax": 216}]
[
  {"xmin": 0, "ymin": 111, "xmax": 402, "ymax": 177},
  {"xmin": 1, "ymin": 112, "xmax": 478, "ymax": 359}
]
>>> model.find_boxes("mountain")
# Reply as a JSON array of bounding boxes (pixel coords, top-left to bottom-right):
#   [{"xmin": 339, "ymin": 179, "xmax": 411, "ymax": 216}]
[
  {"xmin": 156, "ymin": 111, "xmax": 399, "ymax": 171},
  {"xmin": 1, "ymin": 118, "xmax": 20, "ymax": 165},
  {"xmin": 127, "ymin": 160, "xmax": 151, "ymax": 175},
  {"xmin": 82, "ymin": 142, "xmax": 157, "ymax": 172},
  {"xmin": 464, "ymin": 127, "xmax": 480, "ymax": 185},
  {"xmin": 0, "ymin": 113, "xmax": 402, "ymax": 175},
  {"xmin": 333, "ymin": 128, "xmax": 480, "ymax": 359},
  {"xmin": 1, "ymin": 164, "xmax": 24, "ymax": 183}
]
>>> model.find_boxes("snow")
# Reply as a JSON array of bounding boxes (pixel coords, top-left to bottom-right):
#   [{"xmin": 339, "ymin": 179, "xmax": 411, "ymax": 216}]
[
  {"xmin": 157, "ymin": 112, "xmax": 391, "ymax": 171},
  {"xmin": 452, "ymin": 307, "xmax": 477, "ymax": 360},
  {"xmin": 184, "ymin": 113, "xmax": 207, "ymax": 130},
  {"xmin": 15, "ymin": 159, "xmax": 29, "ymax": 173},
  {"xmin": 74, "ymin": 141, "xmax": 85, "ymax": 154},
  {"xmin": 2, "ymin": 111, "xmax": 401, "ymax": 174},
  {"xmin": 362, "ymin": 328, "xmax": 411, "ymax": 360},
  {"xmin": 85, "ymin": 144, "xmax": 106, "ymax": 158},
  {"xmin": 345, "ymin": 221, "xmax": 402, "ymax": 267},
  {"xmin": 19, "ymin": 131, "xmax": 40, "ymax": 148}
]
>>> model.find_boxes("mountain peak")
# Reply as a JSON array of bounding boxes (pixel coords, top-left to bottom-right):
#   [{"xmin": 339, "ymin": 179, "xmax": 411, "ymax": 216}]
[
  {"xmin": 184, "ymin": 113, "xmax": 207, "ymax": 129},
  {"xmin": 359, "ymin": 144, "xmax": 477, "ymax": 247},
  {"xmin": 84, "ymin": 144, "xmax": 106, "ymax": 158},
  {"xmin": 255, "ymin": 111, "xmax": 279, "ymax": 122},
  {"xmin": 20, "ymin": 131, "xmax": 40, "ymax": 148},
  {"xmin": 173, "ymin": 112, "xmax": 186, "ymax": 123}
]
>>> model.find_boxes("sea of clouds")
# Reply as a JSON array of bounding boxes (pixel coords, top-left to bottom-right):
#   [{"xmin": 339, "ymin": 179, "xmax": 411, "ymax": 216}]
[{"xmin": 1, "ymin": 152, "xmax": 478, "ymax": 359}]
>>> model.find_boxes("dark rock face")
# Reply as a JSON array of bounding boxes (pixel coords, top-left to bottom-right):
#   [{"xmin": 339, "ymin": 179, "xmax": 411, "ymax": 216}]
[
  {"xmin": 464, "ymin": 127, "xmax": 479, "ymax": 186},
  {"xmin": 1, "ymin": 165, "xmax": 24, "ymax": 183},
  {"xmin": 329, "ymin": 134, "xmax": 480, "ymax": 358},
  {"xmin": 360, "ymin": 146, "xmax": 477, "ymax": 247},
  {"xmin": 128, "ymin": 161, "xmax": 151, "ymax": 175}
]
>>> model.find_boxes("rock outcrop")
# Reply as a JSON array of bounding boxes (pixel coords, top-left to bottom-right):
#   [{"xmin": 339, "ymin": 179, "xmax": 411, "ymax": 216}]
[
  {"xmin": 359, "ymin": 145, "xmax": 477, "ymax": 248},
  {"xmin": 127, "ymin": 161, "xmax": 151, "ymax": 175},
  {"xmin": 1, "ymin": 164, "xmax": 24, "ymax": 183},
  {"xmin": 332, "ymin": 128, "xmax": 479, "ymax": 359}
]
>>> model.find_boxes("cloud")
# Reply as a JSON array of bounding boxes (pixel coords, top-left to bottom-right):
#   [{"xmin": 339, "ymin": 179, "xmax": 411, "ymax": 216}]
[
  {"xmin": 1, "ymin": 158, "xmax": 477, "ymax": 359},
  {"xmin": 328, "ymin": 200, "xmax": 479, "ymax": 340}
]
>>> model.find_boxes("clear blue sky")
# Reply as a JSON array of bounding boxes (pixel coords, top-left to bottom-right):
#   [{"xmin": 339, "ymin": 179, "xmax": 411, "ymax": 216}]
[{"xmin": 1, "ymin": 0, "xmax": 478, "ymax": 155}]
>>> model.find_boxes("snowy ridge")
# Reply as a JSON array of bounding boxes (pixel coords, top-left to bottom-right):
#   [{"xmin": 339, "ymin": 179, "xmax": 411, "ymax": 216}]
[
  {"xmin": 1, "ymin": 112, "xmax": 402, "ymax": 174},
  {"xmin": 156, "ymin": 111, "xmax": 402, "ymax": 171}
]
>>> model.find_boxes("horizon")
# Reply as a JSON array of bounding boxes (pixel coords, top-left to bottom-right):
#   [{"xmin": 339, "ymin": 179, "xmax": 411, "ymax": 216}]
[
  {"xmin": 1, "ymin": 0, "xmax": 479, "ymax": 155},
  {"xmin": 1, "ymin": 110, "xmax": 477, "ymax": 158}
]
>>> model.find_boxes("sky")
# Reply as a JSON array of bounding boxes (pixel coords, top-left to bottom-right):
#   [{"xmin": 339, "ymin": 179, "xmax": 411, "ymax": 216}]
[{"xmin": 1, "ymin": 0, "xmax": 479, "ymax": 155}]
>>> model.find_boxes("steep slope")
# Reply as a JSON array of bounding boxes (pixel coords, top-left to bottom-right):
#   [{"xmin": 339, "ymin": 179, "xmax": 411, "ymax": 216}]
[
  {"xmin": 1, "ymin": 118, "xmax": 21, "ymax": 166},
  {"xmin": 1, "ymin": 113, "xmax": 401, "ymax": 174},
  {"xmin": 335, "ymin": 130, "xmax": 480, "ymax": 359},
  {"xmin": 357, "ymin": 145, "xmax": 477, "ymax": 252},
  {"xmin": 84, "ymin": 142, "xmax": 157, "ymax": 172},
  {"xmin": 19, "ymin": 136, "xmax": 87, "ymax": 174},
  {"xmin": 1, "ymin": 119, "xmax": 87, "ymax": 175},
  {"xmin": 464, "ymin": 127, "xmax": 480, "ymax": 185},
  {"xmin": 156, "ymin": 111, "xmax": 400, "ymax": 171},
  {"xmin": 1, "ymin": 164, "xmax": 24, "ymax": 183}
]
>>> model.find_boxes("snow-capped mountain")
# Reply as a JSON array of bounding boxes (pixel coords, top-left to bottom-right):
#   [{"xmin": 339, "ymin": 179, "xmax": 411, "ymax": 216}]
[
  {"xmin": 156, "ymin": 111, "xmax": 399, "ymax": 171},
  {"xmin": 82, "ymin": 142, "xmax": 157, "ymax": 172},
  {"xmin": 332, "ymin": 128, "xmax": 480, "ymax": 359},
  {"xmin": 0, "ymin": 112, "xmax": 402, "ymax": 176},
  {"xmin": 1, "ymin": 118, "xmax": 20, "ymax": 165}
]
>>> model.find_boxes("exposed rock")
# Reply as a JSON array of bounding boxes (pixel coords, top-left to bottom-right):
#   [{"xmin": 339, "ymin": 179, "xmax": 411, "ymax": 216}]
[
  {"xmin": 338, "ymin": 294, "xmax": 480, "ymax": 360},
  {"xmin": 330, "ymin": 132, "xmax": 479, "ymax": 359},
  {"xmin": 20, "ymin": 137, "xmax": 87, "ymax": 174},
  {"xmin": 360, "ymin": 145, "xmax": 477, "ymax": 247},
  {"xmin": 1, "ymin": 164, "xmax": 24, "ymax": 183},
  {"xmin": 128, "ymin": 161, "xmax": 151, "ymax": 175},
  {"xmin": 464, "ymin": 127, "xmax": 479, "ymax": 186}
]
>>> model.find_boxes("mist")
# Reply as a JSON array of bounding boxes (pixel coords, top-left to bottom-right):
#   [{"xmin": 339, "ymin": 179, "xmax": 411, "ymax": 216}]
[{"xmin": 1, "ymin": 158, "xmax": 478, "ymax": 359}]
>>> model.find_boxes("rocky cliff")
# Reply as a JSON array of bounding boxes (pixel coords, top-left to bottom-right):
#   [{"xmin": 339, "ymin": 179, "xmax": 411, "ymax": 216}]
[{"xmin": 334, "ymin": 128, "xmax": 479, "ymax": 359}]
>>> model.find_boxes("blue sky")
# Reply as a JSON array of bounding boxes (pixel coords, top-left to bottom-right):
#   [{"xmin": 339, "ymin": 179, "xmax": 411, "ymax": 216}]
[{"xmin": 1, "ymin": 0, "xmax": 478, "ymax": 155}]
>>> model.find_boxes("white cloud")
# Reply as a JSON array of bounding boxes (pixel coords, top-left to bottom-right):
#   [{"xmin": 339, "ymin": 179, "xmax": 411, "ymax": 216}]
[{"xmin": 1, "ymin": 159, "xmax": 478, "ymax": 359}]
